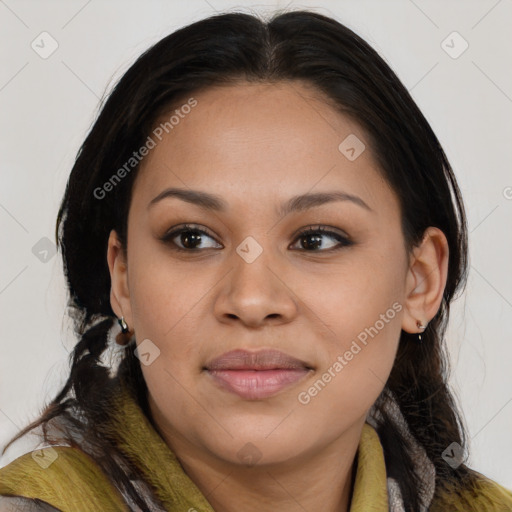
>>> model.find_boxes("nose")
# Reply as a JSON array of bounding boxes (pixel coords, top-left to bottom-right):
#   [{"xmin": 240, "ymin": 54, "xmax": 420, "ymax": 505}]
[{"xmin": 213, "ymin": 249, "xmax": 298, "ymax": 328}]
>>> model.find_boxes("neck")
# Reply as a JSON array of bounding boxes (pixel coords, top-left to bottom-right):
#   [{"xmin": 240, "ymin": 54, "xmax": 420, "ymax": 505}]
[
  {"xmin": 148, "ymin": 399, "xmax": 364, "ymax": 512},
  {"xmin": 187, "ymin": 450, "xmax": 358, "ymax": 512}
]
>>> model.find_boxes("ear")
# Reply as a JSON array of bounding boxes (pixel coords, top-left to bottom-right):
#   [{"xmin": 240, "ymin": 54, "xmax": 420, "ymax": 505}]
[
  {"xmin": 106, "ymin": 229, "xmax": 133, "ymax": 328},
  {"xmin": 402, "ymin": 227, "xmax": 449, "ymax": 334}
]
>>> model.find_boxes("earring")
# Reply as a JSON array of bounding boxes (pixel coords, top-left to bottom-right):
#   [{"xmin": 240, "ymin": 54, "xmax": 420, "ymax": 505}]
[
  {"xmin": 118, "ymin": 317, "xmax": 128, "ymax": 333},
  {"xmin": 416, "ymin": 319, "xmax": 428, "ymax": 343},
  {"xmin": 116, "ymin": 316, "xmax": 133, "ymax": 346}
]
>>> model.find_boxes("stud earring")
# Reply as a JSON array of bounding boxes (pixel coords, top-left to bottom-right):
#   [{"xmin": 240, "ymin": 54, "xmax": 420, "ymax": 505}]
[{"xmin": 416, "ymin": 319, "xmax": 428, "ymax": 343}]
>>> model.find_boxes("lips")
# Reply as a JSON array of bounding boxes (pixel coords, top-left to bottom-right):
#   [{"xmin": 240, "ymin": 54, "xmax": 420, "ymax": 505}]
[{"xmin": 204, "ymin": 349, "xmax": 313, "ymax": 400}]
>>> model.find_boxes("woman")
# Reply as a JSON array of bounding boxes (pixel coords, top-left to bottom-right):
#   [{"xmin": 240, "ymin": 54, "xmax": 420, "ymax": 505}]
[{"xmin": 1, "ymin": 9, "xmax": 510, "ymax": 512}]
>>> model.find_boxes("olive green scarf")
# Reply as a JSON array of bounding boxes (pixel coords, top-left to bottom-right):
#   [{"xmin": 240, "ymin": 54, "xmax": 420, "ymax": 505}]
[{"xmin": 1, "ymin": 382, "xmax": 511, "ymax": 511}]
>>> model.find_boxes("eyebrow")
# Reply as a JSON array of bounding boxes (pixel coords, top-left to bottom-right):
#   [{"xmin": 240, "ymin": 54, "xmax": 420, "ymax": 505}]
[{"xmin": 147, "ymin": 187, "xmax": 373, "ymax": 214}]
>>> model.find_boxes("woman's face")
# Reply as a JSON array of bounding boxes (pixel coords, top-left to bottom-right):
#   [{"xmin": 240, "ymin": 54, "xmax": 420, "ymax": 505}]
[{"xmin": 108, "ymin": 81, "xmax": 438, "ymax": 468}]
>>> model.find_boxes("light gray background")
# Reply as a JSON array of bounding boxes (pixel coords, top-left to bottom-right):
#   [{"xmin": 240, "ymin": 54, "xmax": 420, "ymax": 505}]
[{"xmin": 1, "ymin": 0, "xmax": 511, "ymax": 489}]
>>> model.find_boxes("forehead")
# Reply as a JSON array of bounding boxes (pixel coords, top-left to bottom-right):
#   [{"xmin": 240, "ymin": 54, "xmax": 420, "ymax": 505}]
[{"xmin": 131, "ymin": 80, "xmax": 396, "ymax": 216}]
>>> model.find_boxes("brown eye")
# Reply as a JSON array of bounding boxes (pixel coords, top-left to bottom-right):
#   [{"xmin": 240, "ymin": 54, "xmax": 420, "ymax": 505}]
[
  {"xmin": 291, "ymin": 226, "xmax": 352, "ymax": 252},
  {"xmin": 161, "ymin": 224, "xmax": 222, "ymax": 251}
]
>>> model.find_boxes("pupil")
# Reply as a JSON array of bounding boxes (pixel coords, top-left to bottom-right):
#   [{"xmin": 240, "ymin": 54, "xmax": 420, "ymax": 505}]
[
  {"xmin": 303, "ymin": 234, "xmax": 322, "ymax": 250},
  {"xmin": 182, "ymin": 231, "xmax": 201, "ymax": 248}
]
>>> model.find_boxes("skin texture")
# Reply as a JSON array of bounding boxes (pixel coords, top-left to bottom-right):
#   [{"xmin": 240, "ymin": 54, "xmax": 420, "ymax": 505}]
[{"xmin": 107, "ymin": 81, "xmax": 449, "ymax": 512}]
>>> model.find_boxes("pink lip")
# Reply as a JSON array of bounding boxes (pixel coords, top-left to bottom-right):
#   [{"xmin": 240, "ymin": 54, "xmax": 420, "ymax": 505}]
[{"xmin": 204, "ymin": 349, "xmax": 313, "ymax": 400}]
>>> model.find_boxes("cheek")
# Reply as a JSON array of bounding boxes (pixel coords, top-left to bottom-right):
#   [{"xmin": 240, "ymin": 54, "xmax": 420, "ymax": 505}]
[
  {"xmin": 295, "ymin": 256, "xmax": 404, "ymax": 412},
  {"xmin": 126, "ymin": 254, "xmax": 217, "ymax": 383}
]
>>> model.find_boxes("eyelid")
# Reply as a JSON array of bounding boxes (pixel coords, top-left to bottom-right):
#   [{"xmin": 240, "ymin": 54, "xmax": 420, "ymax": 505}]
[{"xmin": 290, "ymin": 224, "xmax": 349, "ymax": 240}]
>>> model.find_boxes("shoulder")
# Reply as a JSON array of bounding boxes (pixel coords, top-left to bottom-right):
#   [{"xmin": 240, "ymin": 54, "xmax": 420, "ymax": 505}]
[
  {"xmin": 0, "ymin": 445, "xmax": 129, "ymax": 512},
  {"xmin": 431, "ymin": 471, "xmax": 512, "ymax": 511}
]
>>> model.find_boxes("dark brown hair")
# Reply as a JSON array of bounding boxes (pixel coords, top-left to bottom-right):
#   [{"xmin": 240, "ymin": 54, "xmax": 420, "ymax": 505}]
[{"xmin": 4, "ymin": 9, "xmax": 478, "ymax": 510}]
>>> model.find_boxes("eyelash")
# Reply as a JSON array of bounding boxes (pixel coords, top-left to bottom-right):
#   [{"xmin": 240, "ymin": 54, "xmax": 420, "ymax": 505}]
[{"xmin": 160, "ymin": 223, "xmax": 353, "ymax": 253}]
